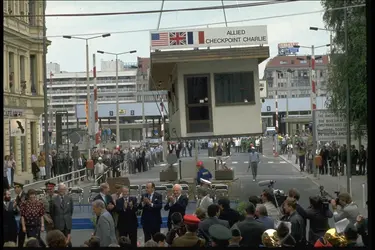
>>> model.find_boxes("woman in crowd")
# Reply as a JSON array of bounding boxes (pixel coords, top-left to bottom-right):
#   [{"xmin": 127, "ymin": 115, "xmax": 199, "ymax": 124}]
[{"xmin": 20, "ymin": 189, "xmax": 45, "ymax": 239}]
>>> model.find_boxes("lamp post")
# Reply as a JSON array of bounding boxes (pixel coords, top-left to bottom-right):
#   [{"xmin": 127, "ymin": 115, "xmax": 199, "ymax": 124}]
[
  {"xmin": 97, "ymin": 50, "xmax": 137, "ymax": 146},
  {"xmin": 63, "ymin": 33, "xmax": 111, "ymax": 159},
  {"xmin": 295, "ymin": 44, "xmax": 330, "ymax": 178},
  {"xmin": 276, "ymin": 69, "xmax": 294, "ymax": 135},
  {"xmin": 309, "ymin": 27, "xmax": 334, "ymax": 59}
]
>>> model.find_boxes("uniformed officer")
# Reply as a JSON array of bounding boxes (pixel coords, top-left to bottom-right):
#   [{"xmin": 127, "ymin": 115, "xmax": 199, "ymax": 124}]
[
  {"xmin": 208, "ymin": 224, "xmax": 232, "ymax": 247},
  {"xmin": 14, "ymin": 182, "xmax": 27, "ymax": 247},
  {"xmin": 42, "ymin": 181, "xmax": 57, "ymax": 232},
  {"xmin": 171, "ymin": 214, "xmax": 205, "ymax": 247},
  {"xmin": 196, "ymin": 161, "xmax": 212, "ymax": 185}
]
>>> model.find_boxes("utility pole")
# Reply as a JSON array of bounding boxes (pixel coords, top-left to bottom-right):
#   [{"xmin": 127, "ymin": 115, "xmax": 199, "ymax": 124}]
[
  {"xmin": 85, "ymin": 40, "xmax": 91, "ymax": 159},
  {"xmin": 142, "ymin": 79, "xmax": 146, "ymax": 141},
  {"xmin": 42, "ymin": 0, "xmax": 50, "ymax": 178},
  {"xmin": 310, "ymin": 45, "xmax": 318, "ymax": 178},
  {"xmin": 344, "ymin": 3, "xmax": 352, "ymax": 194}
]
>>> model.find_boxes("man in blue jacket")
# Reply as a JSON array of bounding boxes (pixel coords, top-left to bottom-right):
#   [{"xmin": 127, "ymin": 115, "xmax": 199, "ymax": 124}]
[{"xmin": 196, "ymin": 161, "xmax": 212, "ymax": 185}]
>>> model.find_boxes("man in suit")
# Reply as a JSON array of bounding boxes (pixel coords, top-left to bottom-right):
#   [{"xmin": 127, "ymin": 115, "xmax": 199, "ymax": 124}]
[
  {"xmin": 331, "ymin": 192, "xmax": 359, "ymax": 224},
  {"xmin": 92, "ymin": 199, "xmax": 117, "ymax": 246},
  {"xmin": 93, "ymin": 183, "xmax": 115, "ymax": 215},
  {"xmin": 196, "ymin": 187, "xmax": 213, "ymax": 213},
  {"xmin": 14, "ymin": 182, "xmax": 27, "ymax": 247},
  {"xmin": 138, "ymin": 182, "xmax": 162, "ymax": 242},
  {"xmin": 164, "ymin": 184, "xmax": 188, "ymax": 230},
  {"xmin": 233, "ymin": 203, "xmax": 266, "ymax": 247},
  {"xmin": 116, "ymin": 186, "xmax": 138, "ymax": 246},
  {"xmin": 199, "ymin": 204, "xmax": 229, "ymax": 239},
  {"xmin": 51, "ymin": 183, "xmax": 74, "ymax": 247}
]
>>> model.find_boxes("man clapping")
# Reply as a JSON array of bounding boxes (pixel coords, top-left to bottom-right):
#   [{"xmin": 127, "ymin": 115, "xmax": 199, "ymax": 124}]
[{"xmin": 164, "ymin": 184, "xmax": 189, "ymax": 230}]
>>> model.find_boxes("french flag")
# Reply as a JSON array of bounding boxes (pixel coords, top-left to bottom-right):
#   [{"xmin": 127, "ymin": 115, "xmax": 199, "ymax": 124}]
[{"xmin": 187, "ymin": 31, "xmax": 205, "ymax": 45}]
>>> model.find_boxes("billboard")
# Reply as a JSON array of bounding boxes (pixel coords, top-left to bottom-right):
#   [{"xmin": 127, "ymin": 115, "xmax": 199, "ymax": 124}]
[
  {"xmin": 150, "ymin": 25, "xmax": 268, "ymax": 50},
  {"xmin": 10, "ymin": 119, "xmax": 26, "ymax": 137},
  {"xmin": 315, "ymin": 110, "xmax": 346, "ymax": 141},
  {"xmin": 278, "ymin": 42, "xmax": 299, "ymax": 56}
]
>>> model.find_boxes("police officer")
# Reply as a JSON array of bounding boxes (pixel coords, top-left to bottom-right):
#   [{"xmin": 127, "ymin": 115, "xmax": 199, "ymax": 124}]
[
  {"xmin": 208, "ymin": 224, "xmax": 232, "ymax": 247},
  {"xmin": 196, "ymin": 161, "xmax": 212, "ymax": 185},
  {"xmin": 42, "ymin": 181, "xmax": 57, "ymax": 232}
]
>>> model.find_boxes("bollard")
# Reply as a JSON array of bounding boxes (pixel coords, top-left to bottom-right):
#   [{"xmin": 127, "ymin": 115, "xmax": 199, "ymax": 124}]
[
  {"xmin": 349, "ymin": 178, "xmax": 352, "ymax": 197},
  {"xmin": 362, "ymin": 183, "xmax": 366, "ymax": 209},
  {"xmin": 179, "ymin": 160, "xmax": 182, "ymax": 180},
  {"xmin": 214, "ymin": 160, "xmax": 217, "ymax": 171}
]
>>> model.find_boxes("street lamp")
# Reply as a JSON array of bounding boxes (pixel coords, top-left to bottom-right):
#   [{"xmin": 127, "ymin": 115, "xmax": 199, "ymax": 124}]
[
  {"xmin": 309, "ymin": 27, "xmax": 334, "ymax": 59},
  {"xmin": 63, "ymin": 33, "xmax": 111, "ymax": 159},
  {"xmin": 97, "ymin": 50, "xmax": 137, "ymax": 146},
  {"xmin": 295, "ymin": 43, "xmax": 330, "ymax": 178}
]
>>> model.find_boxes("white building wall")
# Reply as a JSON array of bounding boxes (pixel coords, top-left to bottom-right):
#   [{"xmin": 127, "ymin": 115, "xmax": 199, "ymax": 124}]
[
  {"xmin": 101, "ymin": 60, "xmax": 124, "ymax": 72},
  {"xmin": 176, "ymin": 59, "xmax": 262, "ymax": 137},
  {"xmin": 47, "ymin": 62, "xmax": 61, "ymax": 74}
]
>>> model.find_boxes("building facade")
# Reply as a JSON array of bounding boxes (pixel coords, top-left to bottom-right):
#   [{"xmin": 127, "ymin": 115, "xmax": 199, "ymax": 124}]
[
  {"xmin": 47, "ymin": 62, "xmax": 60, "ymax": 74},
  {"xmin": 264, "ymin": 55, "xmax": 329, "ymax": 99},
  {"xmin": 4, "ymin": 0, "xmax": 51, "ymax": 174},
  {"xmin": 45, "ymin": 58, "xmax": 168, "ymax": 141}
]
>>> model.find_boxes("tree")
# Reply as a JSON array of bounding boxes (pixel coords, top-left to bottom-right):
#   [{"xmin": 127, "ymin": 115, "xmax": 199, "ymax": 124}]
[{"xmin": 320, "ymin": 0, "xmax": 367, "ymax": 132}]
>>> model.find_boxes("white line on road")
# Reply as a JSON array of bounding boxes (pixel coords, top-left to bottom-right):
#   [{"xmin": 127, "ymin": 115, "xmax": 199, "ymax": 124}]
[
  {"xmin": 280, "ymin": 161, "xmax": 286, "ymax": 164},
  {"xmin": 268, "ymin": 161, "xmax": 274, "ymax": 164},
  {"xmin": 244, "ymin": 161, "xmax": 249, "ymax": 164},
  {"xmin": 159, "ymin": 164, "xmax": 167, "ymax": 166},
  {"xmin": 232, "ymin": 161, "xmax": 238, "ymax": 164}
]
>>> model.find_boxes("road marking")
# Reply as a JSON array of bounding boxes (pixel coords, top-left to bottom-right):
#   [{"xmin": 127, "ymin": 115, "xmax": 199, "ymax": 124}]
[
  {"xmin": 159, "ymin": 164, "xmax": 167, "ymax": 166},
  {"xmin": 244, "ymin": 161, "xmax": 249, "ymax": 164},
  {"xmin": 268, "ymin": 161, "xmax": 274, "ymax": 164},
  {"xmin": 232, "ymin": 161, "xmax": 238, "ymax": 164},
  {"xmin": 280, "ymin": 161, "xmax": 286, "ymax": 164},
  {"xmin": 289, "ymin": 176, "xmax": 307, "ymax": 179}
]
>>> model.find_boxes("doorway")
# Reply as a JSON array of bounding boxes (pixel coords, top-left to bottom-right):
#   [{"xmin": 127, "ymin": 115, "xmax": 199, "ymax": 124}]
[{"xmin": 184, "ymin": 74, "xmax": 213, "ymax": 133}]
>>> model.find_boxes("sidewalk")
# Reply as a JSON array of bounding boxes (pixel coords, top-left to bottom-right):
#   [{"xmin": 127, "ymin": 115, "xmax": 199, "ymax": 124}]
[{"xmin": 279, "ymin": 154, "xmax": 368, "ymax": 216}]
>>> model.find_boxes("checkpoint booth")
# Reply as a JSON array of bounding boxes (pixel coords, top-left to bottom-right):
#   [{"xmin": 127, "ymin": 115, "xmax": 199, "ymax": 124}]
[{"xmin": 149, "ymin": 25, "xmax": 269, "ymax": 139}]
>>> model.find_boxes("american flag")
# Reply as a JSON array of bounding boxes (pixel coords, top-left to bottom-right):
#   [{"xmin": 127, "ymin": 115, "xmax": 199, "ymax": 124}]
[
  {"xmin": 169, "ymin": 32, "xmax": 187, "ymax": 46},
  {"xmin": 151, "ymin": 32, "xmax": 168, "ymax": 46}
]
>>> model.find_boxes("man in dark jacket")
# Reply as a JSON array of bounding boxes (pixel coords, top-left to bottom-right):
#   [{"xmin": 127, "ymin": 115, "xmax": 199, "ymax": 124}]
[
  {"xmin": 281, "ymin": 197, "xmax": 306, "ymax": 246},
  {"xmin": 358, "ymin": 145, "xmax": 367, "ymax": 175},
  {"xmin": 350, "ymin": 145, "xmax": 359, "ymax": 175},
  {"xmin": 234, "ymin": 203, "xmax": 266, "ymax": 247},
  {"xmin": 164, "ymin": 184, "xmax": 188, "ymax": 230},
  {"xmin": 218, "ymin": 197, "xmax": 240, "ymax": 228}
]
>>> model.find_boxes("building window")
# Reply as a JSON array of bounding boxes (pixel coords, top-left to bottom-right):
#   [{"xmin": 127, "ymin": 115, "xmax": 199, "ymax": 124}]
[
  {"xmin": 280, "ymin": 60, "xmax": 288, "ymax": 65},
  {"xmin": 30, "ymin": 55, "xmax": 37, "ymax": 95},
  {"xmin": 268, "ymin": 82, "xmax": 273, "ymax": 88},
  {"xmin": 320, "ymin": 70, "xmax": 324, "ymax": 78},
  {"xmin": 20, "ymin": 56, "xmax": 26, "ymax": 94},
  {"xmin": 9, "ymin": 52, "xmax": 15, "ymax": 92},
  {"xmin": 299, "ymin": 60, "xmax": 307, "ymax": 64},
  {"xmin": 291, "ymin": 60, "xmax": 295, "ymax": 64},
  {"xmin": 316, "ymin": 59, "xmax": 323, "ymax": 63},
  {"xmin": 277, "ymin": 73, "xmax": 284, "ymax": 79},
  {"xmin": 214, "ymin": 72, "xmax": 255, "ymax": 105},
  {"xmin": 28, "ymin": 0, "xmax": 36, "ymax": 26}
]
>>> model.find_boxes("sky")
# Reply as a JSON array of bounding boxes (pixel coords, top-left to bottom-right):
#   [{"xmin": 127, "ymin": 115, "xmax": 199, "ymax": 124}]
[{"xmin": 45, "ymin": 0, "xmax": 331, "ymax": 78}]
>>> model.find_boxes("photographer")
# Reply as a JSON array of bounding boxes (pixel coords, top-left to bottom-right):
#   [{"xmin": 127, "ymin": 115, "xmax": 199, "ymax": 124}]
[
  {"xmin": 305, "ymin": 195, "xmax": 333, "ymax": 245},
  {"xmin": 330, "ymin": 192, "xmax": 359, "ymax": 224},
  {"xmin": 165, "ymin": 212, "xmax": 186, "ymax": 245}
]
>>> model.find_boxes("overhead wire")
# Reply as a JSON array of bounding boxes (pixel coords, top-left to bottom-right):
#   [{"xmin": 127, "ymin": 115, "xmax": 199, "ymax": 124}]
[
  {"xmin": 3, "ymin": 0, "xmax": 292, "ymax": 18},
  {"xmin": 3, "ymin": 4, "xmax": 365, "ymax": 41}
]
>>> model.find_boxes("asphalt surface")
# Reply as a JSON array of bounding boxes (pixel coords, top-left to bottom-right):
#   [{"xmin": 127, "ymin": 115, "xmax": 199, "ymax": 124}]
[{"xmin": 23, "ymin": 139, "xmax": 347, "ymax": 246}]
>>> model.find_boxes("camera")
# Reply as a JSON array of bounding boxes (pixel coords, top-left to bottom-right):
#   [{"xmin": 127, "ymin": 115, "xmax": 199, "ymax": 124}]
[
  {"xmin": 319, "ymin": 186, "xmax": 340, "ymax": 209},
  {"xmin": 273, "ymin": 189, "xmax": 287, "ymax": 207}
]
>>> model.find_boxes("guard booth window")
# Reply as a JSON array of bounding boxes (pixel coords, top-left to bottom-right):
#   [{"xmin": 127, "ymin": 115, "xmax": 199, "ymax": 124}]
[{"xmin": 214, "ymin": 72, "xmax": 255, "ymax": 105}]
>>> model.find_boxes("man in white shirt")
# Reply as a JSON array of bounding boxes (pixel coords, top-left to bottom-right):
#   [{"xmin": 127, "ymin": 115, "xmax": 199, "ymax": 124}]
[{"xmin": 94, "ymin": 157, "xmax": 108, "ymax": 185}]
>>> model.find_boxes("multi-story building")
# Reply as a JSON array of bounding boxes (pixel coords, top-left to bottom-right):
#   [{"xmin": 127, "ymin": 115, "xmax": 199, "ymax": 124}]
[
  {"xmin": 264, "ymin": 55, "xmax": 329, "ymax": 99},
  {"xmin": 4, "ymin": 0, "xmax": 51, "ymax": 174},
  {"xmin": 47, "ymin": 62, "xmax": 60, "ymax": 74},
  {"xmin": 46, "ymin": 57, "xmax": 168, "ymax": 142}
]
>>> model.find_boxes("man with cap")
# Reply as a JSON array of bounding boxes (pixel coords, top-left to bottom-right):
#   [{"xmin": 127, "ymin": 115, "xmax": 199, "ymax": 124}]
[
  {"xmin": 228, "ymin": 228, "xmax": 242, "ymax": 247},
  {"xmin": 94, "ymin": 157, "xmax": 108, "ymax": 185},
  {"xmin": 196, "ymin": 161, "xmax": 212, "ymax": 185},
  {"xmin": 41, "ymin": 181, "xmax": 57, "ymax": 232},
  {"xmin": 208, "ymin": 224, "xmax": 232, "ymax": 247},
  {"xmin": 248, "ymin": 146, "xmax": 260, "ymax": 181},
  {"xmin": 13, "ymin": 182, "xmax": 27, "ymax": 247},
  {"xmin": 172, "ymin": 214, "xmax": 206, "ymax": 247}
]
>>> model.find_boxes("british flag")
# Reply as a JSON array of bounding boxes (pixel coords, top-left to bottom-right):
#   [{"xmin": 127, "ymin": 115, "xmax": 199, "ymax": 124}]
[{"xmin": 169, "ymin": 32, "xmax": 187, "ymax": 46}]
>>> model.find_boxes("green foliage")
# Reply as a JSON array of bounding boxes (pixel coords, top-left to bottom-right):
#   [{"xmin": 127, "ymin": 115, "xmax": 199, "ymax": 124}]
[
  {"xmin": 320, "ymin": 0, "xmax": 367, "ymax": 129},
  {"xmin": 236, "ymin": 201, "xmax": 249, "ymax": 217}
]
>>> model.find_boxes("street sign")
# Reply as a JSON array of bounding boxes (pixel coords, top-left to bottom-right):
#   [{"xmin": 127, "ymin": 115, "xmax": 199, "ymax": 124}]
[
  {"xmin": 69, "ymin": 132, "xmax": 81, "ymax": 144},
  {"xmin": 315, "ymin": 110, "xmax": 347, "ymax": 141},
  {"xmin": 109, "ymin": 111, "xmax": 113, "ymax": 116},
  {"xmin": 266, "ymin": 106, "xmax": 271, "ymax": 112},
  {"xmin": 119, "ymin": 109, "xmax": 126, "ymax": 114},
  {"xmin": 130, "ymin": 110, "xmax": 134, "ymax": 116}
]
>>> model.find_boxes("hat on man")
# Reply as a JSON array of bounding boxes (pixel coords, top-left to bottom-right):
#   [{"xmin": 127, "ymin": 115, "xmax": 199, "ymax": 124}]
[
  {"xmin": 98, "ymin": 157, "xmax": 103, "ymax": 161},
  {"xmin": 13, "ymin": 182, "xmax": 24, "ymax": 189},
  {"xmin": 196, "ymin": 161, "xmax": 204, "ymax": 167},
  {"xmin": 209, "ymin": 224, "xmax": 232, "ymax": 241},
  {"xmin": 231, "ymin": 228, "xmax": 241, "ymax": 237},
  {"xmin": 183, "ymin": 214, "xmax": 200, "ymax": 225},
  {"xmin": 45, "ymin": 181, "xmax": 56, "ymax": 188}
]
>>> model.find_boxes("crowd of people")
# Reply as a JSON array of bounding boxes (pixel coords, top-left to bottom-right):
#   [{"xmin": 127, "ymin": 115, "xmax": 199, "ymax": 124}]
[
  {"xmin": 3, "ymin": 177, "xmax": 368, "ymax": 247},
  {"xmin": 277, "ymin": 133, "xmax": 367, "ymax": 176}
]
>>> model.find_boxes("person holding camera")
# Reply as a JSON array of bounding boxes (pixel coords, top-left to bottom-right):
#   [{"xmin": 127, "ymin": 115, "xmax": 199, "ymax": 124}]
[
  {"xmin": 165, "ymin": 212, "xmax": 186, "ymax": 246},
  {"xmin": 331, "ymin": 192, "xmax": 359, "ymax": 224},
  {"xmin": 305, "ymin": 195, "xmax": 333, "ymax": 245}
]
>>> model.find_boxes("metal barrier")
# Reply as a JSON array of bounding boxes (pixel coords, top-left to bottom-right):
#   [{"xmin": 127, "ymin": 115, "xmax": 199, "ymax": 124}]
[
  {"xmin": 155, "ymin": 186, "xmax": 168, "ymax": 201},
  {"xmin": 129, "ymin": 185, "xmax": 141, "ymax": 201},
  {"xmin": 69, "ymin": 187, "xmax": 84, "ymax": 210},
  {"xmin": 141, "ymin": 184, "xmax": 147, "ymax": 194},
  {"xmin": 212, "ymin": 184, "xmax": 229, "ymax": 200},
  {"xmin": 180, "ymin": 184, "xmax": 190, "ymax": 199},
  {"xmin": 88, "ymin": 186, "xmax": 101, "ymax": 204}
]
